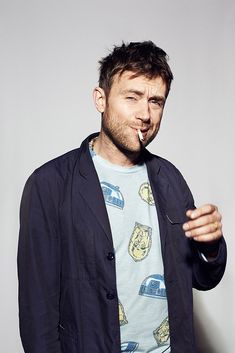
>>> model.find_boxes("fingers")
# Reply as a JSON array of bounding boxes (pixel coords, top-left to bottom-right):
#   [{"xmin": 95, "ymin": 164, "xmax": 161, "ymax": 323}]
[
  {"xmin": 192, "ymin": 229, "xmax": 222, "ymax": 243},
  {"xmin": 184, "ymin": 222, "xmax": 222, "ymax": 242},
  {"xmin": 184, "ymin": 214, "xmax": 220, "ymax": 230},
  {"xmin": 183, "ymin": 204, "xmax": 223, "ymax": 243},
  {"xmin": 186, "ymin": 204, "xmax": 218, "ymax": 219}
]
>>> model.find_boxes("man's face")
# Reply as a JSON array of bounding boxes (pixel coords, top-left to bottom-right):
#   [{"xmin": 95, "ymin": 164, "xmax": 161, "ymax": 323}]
[{"xmin": 96, "ymin": 71, "xmax": 167, "ymax": 154}]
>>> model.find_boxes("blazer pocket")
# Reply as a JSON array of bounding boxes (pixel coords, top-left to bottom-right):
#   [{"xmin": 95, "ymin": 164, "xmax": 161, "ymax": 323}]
[
  {"xmin": 59, "ymin": 325, "xmax": 78, "ymax": 342},
  {"xmin": 59, "ymin": 325, "xmax": 81, "ymax": 353},
  {"xmin": 166, "ymin": 208, "xmax": 187, "ymax": 225},
  {"xmin": 166, "ymin": 208, "xmax": 193, "ymax": 264},
  {"xmin": 165, "ymin": 208, "xmax": 189, "ymax": 248}
]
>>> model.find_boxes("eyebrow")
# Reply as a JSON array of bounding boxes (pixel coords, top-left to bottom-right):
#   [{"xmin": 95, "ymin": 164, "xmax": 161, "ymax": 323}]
[
  {"xmin": 121, "ymin": 89, "xmax": 144, "ymax": 97},
  {"xmin": 121, "ymin": 89, "xmax": 166, "ymax": 103}
]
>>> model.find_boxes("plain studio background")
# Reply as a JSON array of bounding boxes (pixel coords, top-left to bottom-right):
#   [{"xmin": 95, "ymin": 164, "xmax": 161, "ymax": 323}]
[{"xmin": 1, "ymin": 0, "xmax": 234, "ymax": 352}]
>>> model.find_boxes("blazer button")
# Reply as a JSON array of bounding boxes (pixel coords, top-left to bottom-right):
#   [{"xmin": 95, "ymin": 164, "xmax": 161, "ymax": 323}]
[
  {"xmin": 107, "ymin": 252, "xmax": 115, "ymax": 261},
  {"xmin": 106, "ymin": 292, "xmax": 115, "ymax": 300}
]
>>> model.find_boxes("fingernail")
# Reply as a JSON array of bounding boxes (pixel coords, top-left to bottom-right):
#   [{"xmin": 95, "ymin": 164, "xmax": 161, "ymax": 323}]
[
  {"xmin": 183, "ymin": 223, "xmax": 189, "ymax": 230},
  {"xmin": 185, "ymin": 231, "xmax": 191, "ymax": 237}
]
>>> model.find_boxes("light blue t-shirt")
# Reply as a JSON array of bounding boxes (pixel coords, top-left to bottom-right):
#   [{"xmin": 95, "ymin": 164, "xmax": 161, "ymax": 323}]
[{"xmin": 91, "ymin": 151, "xmax": 171, "ymax": 353}]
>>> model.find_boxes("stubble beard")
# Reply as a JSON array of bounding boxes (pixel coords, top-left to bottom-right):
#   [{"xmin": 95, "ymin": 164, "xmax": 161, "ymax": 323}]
[
  {"xmin": 101, "ymin": 114, "xmax": 142, "ymax": 157},
  {"xmin": 101, "ymin": 115, "xmax": 161, "ymax": 160}
]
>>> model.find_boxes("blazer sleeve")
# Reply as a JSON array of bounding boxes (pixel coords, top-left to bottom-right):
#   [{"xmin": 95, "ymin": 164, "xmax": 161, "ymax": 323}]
[
  {"xmin": 177, "ymin": 168, "xmax": 227, "ymax": 291},
  {"xmin": 17, "ymin": 168, "xmax": 62, "ymax": 353}
]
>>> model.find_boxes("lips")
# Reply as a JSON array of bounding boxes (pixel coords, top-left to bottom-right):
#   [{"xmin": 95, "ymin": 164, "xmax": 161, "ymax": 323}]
[
  {"xmin": 139, "ymin": 129, "xmax": 149, "ymax": 138},
  {"xmin": 131, "ymin": 126, "xmax": 150, "ymax": 140},
  {"xmin": 140, "ymin": 129, "xmax": 148, "ymax": 134},
  {"xmin": 133, "ymin": 127, "xmax": 149, "ymax": 133}
]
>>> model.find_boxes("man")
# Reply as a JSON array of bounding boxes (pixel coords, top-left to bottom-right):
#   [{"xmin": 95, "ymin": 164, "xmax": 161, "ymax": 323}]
[{"xmin": 18, "ymin": 41, "xmax": 226, "ymax": 353}]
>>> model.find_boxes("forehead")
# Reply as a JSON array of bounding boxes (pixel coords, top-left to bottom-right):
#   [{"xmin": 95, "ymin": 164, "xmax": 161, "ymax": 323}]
[{"xmin": 110, "ymin": 70, "xmax": 167, "ymax": 96}]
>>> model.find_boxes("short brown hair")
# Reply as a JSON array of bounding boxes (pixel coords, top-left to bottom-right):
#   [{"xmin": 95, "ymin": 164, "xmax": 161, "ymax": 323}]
[{"xmin": 98, "ymin": 41, "xmax": 173, "ymax": 97}]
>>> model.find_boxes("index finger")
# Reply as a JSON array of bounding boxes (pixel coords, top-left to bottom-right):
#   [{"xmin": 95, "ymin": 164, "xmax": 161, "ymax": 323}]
[{"xmin": 187, "ymin": 204, "xmax": 217, "ymax": 219}]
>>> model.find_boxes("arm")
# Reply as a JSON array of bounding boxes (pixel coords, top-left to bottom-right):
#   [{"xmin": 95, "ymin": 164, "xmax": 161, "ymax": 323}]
[
  {"xmin": 191, "ymin": 235, "xmax": 227, "ymax": 290},
  {"xmin": 173, "ymin": 167, "xmax": 227, "ymax": 290},
  {"xmin": 179, "ymin": 179, "xmax": 227, "ymax": 290},
  {"xmin": 183, "ymin": 203, "xmax": 227, "ymax": 290},
  {"xmin": 17, "ymin": 169, "xmax": 62, "ymax": 353}
]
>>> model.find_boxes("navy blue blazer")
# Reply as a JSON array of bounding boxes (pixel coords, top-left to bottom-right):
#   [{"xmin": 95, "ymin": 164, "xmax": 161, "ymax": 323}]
[{"xmin": 18, "ymin": 133, "xmax": 227, "ymax": 353}]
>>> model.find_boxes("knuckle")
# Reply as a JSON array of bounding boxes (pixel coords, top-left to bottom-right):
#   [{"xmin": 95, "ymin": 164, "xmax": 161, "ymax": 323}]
[
  {"xmin": 210, "ymin": 224, "xmax": 215, "ymax": 232},
  {"xmin": 209, "ymin": 204, "xmax": 214, "ymax": 212},
  {"xmin": 190, "ymin": 220, "xmax": 196, "ymax": 229},
  {"xmin": 194, "ymin": 219, "xmax": 200, "ymax": 228},
  {"xmin": 209, "ymin": 215, "xmax": 214, "ymax": 223},
  {"xmin": 190, "ymin": 229, "xmax": 196, "ymax": 236},
  {"xmin": 214, "ymin": 230, "xmax": 221, "ymax": 240},
  {"xmin": 188, "ymin": 220, "xmax": 193, "ymax": 228},
  {"xmin": 207, "ymin": 204, "xmax": 213, "ymax": 213}
]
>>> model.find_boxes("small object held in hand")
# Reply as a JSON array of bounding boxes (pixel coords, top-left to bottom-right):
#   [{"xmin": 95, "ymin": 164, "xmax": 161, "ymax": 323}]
[{"xmin": 138, "ymin": 129, "xmax": 144, "ymax": 141}]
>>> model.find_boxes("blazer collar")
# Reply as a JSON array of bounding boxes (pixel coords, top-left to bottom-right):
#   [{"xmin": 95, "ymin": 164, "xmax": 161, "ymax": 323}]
[
  {"xmin": 144, "ymin": 149, "xmax": 169, "ymax": 211},
  {"xmin": 144, "ymin": 149, "xmax": 170, "ymax": 256},
  {"xmin": 74, "ymin": 133, "xmax": 113, "ymax": 243},
  {"xmin": 74, "ymin": 134, "xmax": 170, "ymax": 248}
]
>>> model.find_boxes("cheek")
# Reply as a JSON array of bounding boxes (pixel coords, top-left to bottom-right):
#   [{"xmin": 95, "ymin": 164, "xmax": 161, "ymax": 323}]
[
  {"xmin": 115, "ymin": 104, "xmax": 133, "ymax": 120},
  {"xmin": 107, "ymin": 107, "xmax": 132, "ymax": 127},
  {"xmin": 148, "ymin": 115, "xmax": 163, "ymax": 139},
  {"xmin": 152, "ymin": 112, "xmax": 163, "ymax": 127},
  {"xmin": 111, "ymin": 99, "xmax": 134, "ymax": 115}
]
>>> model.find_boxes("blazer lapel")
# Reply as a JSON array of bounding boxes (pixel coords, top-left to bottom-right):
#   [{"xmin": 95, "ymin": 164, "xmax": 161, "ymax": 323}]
[
  {"xmin": 145, "ymin": 150, "xmax": 169, "ymax": 257},
  {"xmin": 73, "ymin": 134, "xmax": 113, "ymax": 244}
]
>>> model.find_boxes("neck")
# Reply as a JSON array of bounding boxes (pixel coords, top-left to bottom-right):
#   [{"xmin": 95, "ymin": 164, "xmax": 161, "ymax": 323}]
[{"xmin": 93, "ymin": 131, "xmax": 141, "ymax": 167}]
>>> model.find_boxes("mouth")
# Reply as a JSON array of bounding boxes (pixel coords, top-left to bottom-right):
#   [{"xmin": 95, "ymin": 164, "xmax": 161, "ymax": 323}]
[
  {"xmin": 137, "ymin": 128, "xmax": 149, "ymax": 142},
  {"xmin": 137, "ymin": 129, "xmax": 144, "ymax": 141}
]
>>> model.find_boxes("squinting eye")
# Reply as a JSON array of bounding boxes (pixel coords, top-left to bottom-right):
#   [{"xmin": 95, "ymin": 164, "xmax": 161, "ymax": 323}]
[
  {"xmin": 126, "ymin": 96, "xmax": 136, "ymax": 100},
  {"xmin": 150, "ymin": 100, "xmax": 164, "ymax": 107}
]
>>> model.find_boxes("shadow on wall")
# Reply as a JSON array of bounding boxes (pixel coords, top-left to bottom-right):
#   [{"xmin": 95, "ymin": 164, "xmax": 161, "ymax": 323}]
[{"xmin": 194, "ymin": 293, "xmax": 223, "ymax": 353}]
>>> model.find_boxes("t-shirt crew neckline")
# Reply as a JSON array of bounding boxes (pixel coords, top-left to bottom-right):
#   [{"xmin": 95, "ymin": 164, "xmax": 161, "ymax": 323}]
[{"xmin": 90, "ymin": 149, "xmax": 145, "ymax": 174}]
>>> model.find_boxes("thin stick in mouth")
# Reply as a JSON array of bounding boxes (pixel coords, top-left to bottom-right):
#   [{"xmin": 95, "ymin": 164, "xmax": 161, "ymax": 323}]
[{"xmin": 138, "ymin": 129, "xmax": 144, "ymax": 141}]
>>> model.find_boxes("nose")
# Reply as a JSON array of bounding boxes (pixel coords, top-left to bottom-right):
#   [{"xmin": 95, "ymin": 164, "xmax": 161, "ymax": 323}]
[{"xmin": 136, "ymin": 101, "xmax": 150, "ymax": 122}]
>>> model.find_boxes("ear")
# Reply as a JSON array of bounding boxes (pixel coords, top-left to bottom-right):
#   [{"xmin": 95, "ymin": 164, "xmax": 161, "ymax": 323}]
[{"xmin": 93, "ymin": 87, "xmax": 106, "ymax": 113}]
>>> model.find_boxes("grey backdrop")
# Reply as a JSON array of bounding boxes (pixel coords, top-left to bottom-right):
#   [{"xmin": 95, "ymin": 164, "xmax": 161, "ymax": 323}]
[{"xmin": 1, "ymin": 0, "xmax": 234, "ymax": 352}]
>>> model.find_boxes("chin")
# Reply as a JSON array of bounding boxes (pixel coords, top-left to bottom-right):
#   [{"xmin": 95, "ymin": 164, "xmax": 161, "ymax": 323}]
[{"xmin": 119, "ymin": 142, "xmax": 143, "ymax": 155}]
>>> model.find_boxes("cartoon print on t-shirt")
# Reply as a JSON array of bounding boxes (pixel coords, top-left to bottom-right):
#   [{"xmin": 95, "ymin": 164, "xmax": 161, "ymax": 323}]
[
  {"xmin": 139, "ymin": 182, "xmax": 155, "ymax": 205},
  {"xmin": 128, "ymin": 222, "xmax": 152, "ymax": 261},
  {"xmin": 139, "ymin": 274, "xmax": 166, "ymax": 299},
  {"xmin": 153, "ymin": 317, "xmax": 170, "ymax": 347},
  {"xmin": 101, "ymin": 181, "xmax": 124, "ymax": 209},
  {"xmin": 121, "ymin": 341, "xmax": 139, "ymax": 352},
  {"xmin": 119, "ymin": 301, "xmax": 128, "ymax": 326}
]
